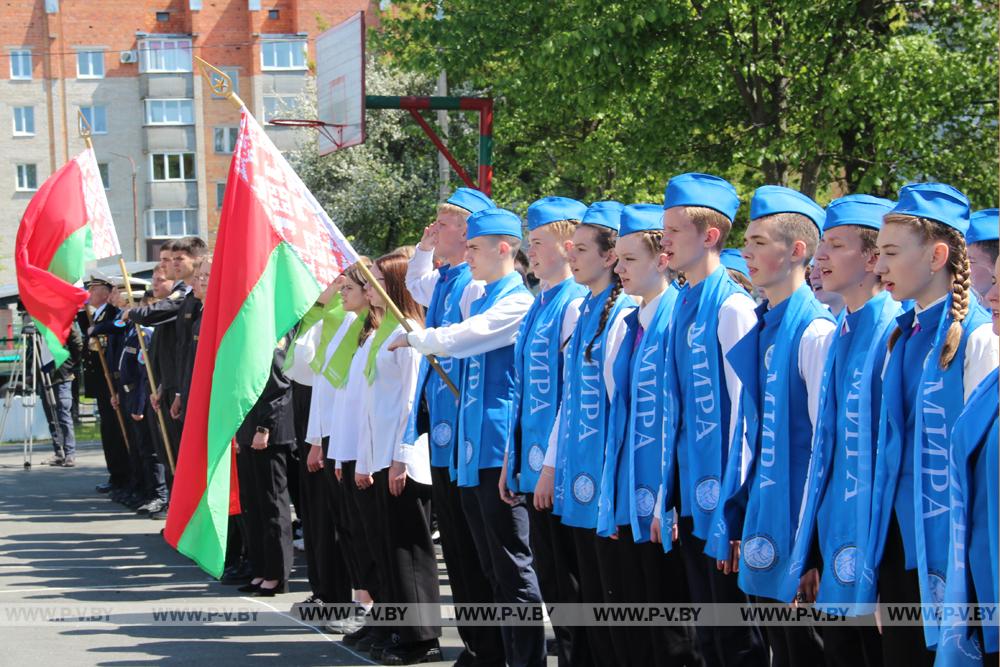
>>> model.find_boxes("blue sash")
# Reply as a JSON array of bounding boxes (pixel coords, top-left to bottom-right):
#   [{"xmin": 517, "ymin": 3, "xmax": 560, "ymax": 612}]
[
  {"xmin": 508, "ymin": 278, "xmax": 587, "ymax": 493},
  {"xmin": 456, "ymin": 272, "xmax": 529, "ymax": 487},
  {"xmin": 403, "ymin": 263, "xmax": 473, "ymax": 471},
  {"xmin": 937, "ymin": 369, "xmax": 999, "ymax": 665},
  {"xmin": 554, "ymin": 284, "xmax": 636, "ymax": 528},
  {"xmin": 858, "ymin": 297, "xmax": 991, "ymax": 647},
  {"xmin": 782, "ymin": 291, "xmax": 900, "ymax": 610},
  {"xmin": 709, "ymin": 283, "xmax": 833, "ymax": 598},
  {"xmin": 662, "ymin": 265, "xmax": 748, "ymax": 546}
]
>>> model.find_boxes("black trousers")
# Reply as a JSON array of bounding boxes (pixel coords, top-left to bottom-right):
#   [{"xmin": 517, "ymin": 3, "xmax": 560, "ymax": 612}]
[
  {"xmin": 96, "ymin": 387, "xmax": 130, "ymax": 487},
  {"xmin": 525, "ymin": 496, "xmax": 590, "ymax": 667},
  {"xmin": 133, "ymin": 404, "xmax": 167, "ymax": 502},
  {"xmin": 373, "ymin": 469, "xmax": 441, "ymax": 644},
  {"xmin": 750, "ymin": 595, "xmax": 824, "ymax": 667},
  {"xmin": 431, "ymin": 465, "xmax": 505, "ymax": 665},
  {"xmin": 236, "ymin": 443, "xmax": 293, "ymax": 582},
  {"xmin": 325, "ymin": 460, "xmax": 362, "ymax": 590},
  {"xmin": 677, "ymin": 516, "xmax": 768, "ymax": 667},
  {"xmin": 571, "ymin": 527, "xmax": 620, "ymax": 666},
  {"xmin": 821, "ymin": 620, "xmax": 882, "ymax": 667},
  {"xmin": 460, "ymin": 467, "xmax": 546, "ymax": 667},
  {"xmin": 341, "ymin": 459, "xmax": 380, "ymax": 595},
  {"xmin": 878, "ymin": 515, "xmax": 935, "ymax": 667},
  {"xmin": 298, "ymin": 438, "xmax": 350, "ymax": 602}
]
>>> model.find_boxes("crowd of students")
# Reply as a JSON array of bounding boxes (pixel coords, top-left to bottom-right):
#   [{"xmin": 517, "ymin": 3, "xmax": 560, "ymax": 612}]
[{"xmin": 79, "ymin": 176, "xmax": 998, "ymax": 667}]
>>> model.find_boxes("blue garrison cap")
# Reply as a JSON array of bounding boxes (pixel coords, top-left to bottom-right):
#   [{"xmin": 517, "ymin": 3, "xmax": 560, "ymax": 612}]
[
  {"xmin": 889, "ymin": 183, "xmax": 970, "ymax": 236},
  {"xmin": 966, "ymin": 208, "xmax": 998, "ymax": 245},
  {"xmin": 581, "ymin": 201, "xmax": 624, "ymax": 232},
  {"xmin": 447, "ymin": 187, "xmax": 495, "ymax": 214},
  {"xmin": 466, "ymin": 208, "xmax": 523, "ymax": 240},
  {"xmin": 750, "ymin": 185, "xmax": 826, "ymax": 230},
  {"xmin": 619, "ymin": 204, "xmax": 664, "ymax": 237},
  {"xmin": 720, "ymin": 248, "xmax": 750, "ymax": 278},
  {"xmin": 526, "ymin": 196, "xmax": 589, "ymax": 231},
  {"xmin": 823, "ymin": 194, "xmax": 895, "ymax": 232},
  {"xmin": 663, "ymin": 173, "xmax": 741, "ymax": 222}
]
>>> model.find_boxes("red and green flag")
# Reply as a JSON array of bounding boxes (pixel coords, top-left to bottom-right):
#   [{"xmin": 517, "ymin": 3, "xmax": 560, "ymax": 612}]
[
  {"xmin": 164, "ymin": 109, "xmax": 357, "ymax": 577},
  {"xmin": 15, "ymin": 147, "xmax": 121, "ymax": 368}
]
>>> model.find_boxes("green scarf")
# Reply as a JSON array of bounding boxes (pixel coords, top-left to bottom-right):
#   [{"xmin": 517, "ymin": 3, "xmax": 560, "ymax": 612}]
[
  {"xmin": 365, "ymin": 310, "xmax": 400, "ymax": 385},
  {"xmin": 282, "ymin": 303, "xmax": 326, "ymax": 372},
  {"xmin": 322, "ymin": 309, "xmax": 368, "ymax": 388},
  {"xmin": 309, "ymin": 295, "xmax": 347, "ymax": 374}
]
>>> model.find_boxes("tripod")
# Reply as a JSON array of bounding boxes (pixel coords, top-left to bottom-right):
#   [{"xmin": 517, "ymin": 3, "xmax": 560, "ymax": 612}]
[{"xmin": 0, "ymin": 324, "xmax": 61, "ymax": 469}]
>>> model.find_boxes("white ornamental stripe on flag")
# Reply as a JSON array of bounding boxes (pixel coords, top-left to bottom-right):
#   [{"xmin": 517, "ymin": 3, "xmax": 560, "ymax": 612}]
[
  {"xmin": 75, "ymin": 147, "xmax": 121, "ymax": 260},
  {"xmin": 234, "ymin": 109, "xmax": 358, "ymax": 285}
]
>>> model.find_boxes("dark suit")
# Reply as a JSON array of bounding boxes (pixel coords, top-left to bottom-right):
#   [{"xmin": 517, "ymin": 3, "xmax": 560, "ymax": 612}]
[
  {"xmin": 87, "ymin": 303, "xmax": 130, "ymax": 487},
  {"xmin": 235, "ymin": 336, "xmax": 295, "ymax": 582},
  {"xmin": 119, "ymin": 326, "xmax": 167, "ymax": 503}
]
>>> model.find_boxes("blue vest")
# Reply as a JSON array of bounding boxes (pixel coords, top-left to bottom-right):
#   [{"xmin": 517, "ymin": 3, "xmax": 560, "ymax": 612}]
[
  {"xmin": 664, "ymin": 265, "xmax": 748, "ymax": 544},
  {"xmin": 455, "ymin": 272, "xmax": 530, "ymax": 488},
  {"xmin": 507, "ymin": 278, "xmax": 587, "ymax": 493},
  {"xmin": 404, "ymin": 263, "xmax": 473, "ymax": 470},
  {"xmin": 782, "ymin": 291, "xmax": 900, "ymax": 610},
  {"xmin": 554, "ymin": 284, "xmax": 636, "ymax": 529},
  {"xmin": 858, "ymin": 296, "xmax": 991, "ymax": 647}
]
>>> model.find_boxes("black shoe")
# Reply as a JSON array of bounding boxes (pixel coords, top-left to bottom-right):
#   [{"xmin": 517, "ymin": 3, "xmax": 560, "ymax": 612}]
[
  {"xmin": 253, "ymin": 580, "xmax": 287, "ymax": 597},
  {"xmin": 369, "ymin": 638, "xmax": 395, "ymax": 661},
  {"xmin": 237, "ymin": 581, "xmax": 262, "ymax": 593},
  {"xmin": 343, "ymin": 624, "xmax": 370, "ymax": 647},
  {"xmin": 96, "ymin": 481, "xmax": 113, "ymax": 493},
  {"xmin": 290, "ymin": 595, "xmax": 322, "ymax": 618},
  {"xmin": 220, "ymin": 561, "xmax": 253, "ymax": 585},
  {"xmin": 453, "ymin": 649, "xmax": 475, "ymax": 667},
  {"xmin": 380, "ymin": 640, "xmax": 442, "ymax": 665},
  {"xmin": 124, "ymin": 493, "xmax": 144, "ymax": 510}
]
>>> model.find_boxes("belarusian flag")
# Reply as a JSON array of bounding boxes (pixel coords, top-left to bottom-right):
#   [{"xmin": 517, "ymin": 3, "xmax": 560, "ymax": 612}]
[
  {"xmin": 15, "ymin": 148, "xmax": 121, "ymax": 367},
  {"xmin": 164, "ymin": 109, "xmax": 357, "ymax": 577}
]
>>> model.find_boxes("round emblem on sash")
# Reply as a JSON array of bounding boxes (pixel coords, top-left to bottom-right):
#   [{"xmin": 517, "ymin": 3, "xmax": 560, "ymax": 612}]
[
  {"xmin": 695, "ymin": 477, "xmax": 721, "ymax": 512},
  {"xmin": 431, "ymin": 422, "xmax": 452, "ymax": 447},
  {"xmin": 832, "ymin": 545, "xmax": 857, "ymax": 585},
  {"xmin": 527, "ymin": 444, "xmax": 545, "ymax": 472},
  {"xmin": 635, "ymin": 486, "xmax": 655, "ymax": 518},
  {"xmin": 764, "ymin": 344, "xmax": 775, "ymax": 371},
  {"xmin": 572, "ymin": 473, "xmax": 596, "ymax": 504},
  {"xmin": 742, "ymin": 534, "xmax": 777, "ymax": 571},
  {"xmin": 929, "ymin": 571, "xmax": 946, "ymax": 605},
  {"xmin": 464, "ymin": 441, "xmax": 474, "ymax": 465}
]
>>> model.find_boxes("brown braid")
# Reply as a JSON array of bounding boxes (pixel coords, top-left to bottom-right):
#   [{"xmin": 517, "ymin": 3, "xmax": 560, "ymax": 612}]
[
  {"xmin": 586, "ymin": 275, "xmax": 623, "ymax": 362},
  {"xmin": 883, "ymin": 216, "xmax": 971, "ymax": 369}
]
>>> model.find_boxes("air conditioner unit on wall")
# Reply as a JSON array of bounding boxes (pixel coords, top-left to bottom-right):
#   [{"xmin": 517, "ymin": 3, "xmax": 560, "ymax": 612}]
[{"xmin": 119, "ymin": 50, "xmax": 138, "ymax": 64}]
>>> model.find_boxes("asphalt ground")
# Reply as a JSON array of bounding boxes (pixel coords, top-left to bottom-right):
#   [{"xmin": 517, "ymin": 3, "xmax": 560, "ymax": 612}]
[{"xmin": 0, "ymin": 441, "xmax": 554, "ymax": 665}]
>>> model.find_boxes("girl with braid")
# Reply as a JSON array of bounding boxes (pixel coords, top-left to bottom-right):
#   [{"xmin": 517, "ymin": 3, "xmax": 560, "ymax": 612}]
[
  {"xmin": 545, "ymin": 201, "xmax": 636, "ymax": 666},
  {"xmin": 857, "ymin": 183, "xmax": 998, "ymax": 665}
]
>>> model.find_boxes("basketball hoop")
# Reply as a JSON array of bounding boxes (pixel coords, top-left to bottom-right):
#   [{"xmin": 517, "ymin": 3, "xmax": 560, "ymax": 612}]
[{"xmin": 269, "ymin": 118, "xmax": 347, "ymax": 150}]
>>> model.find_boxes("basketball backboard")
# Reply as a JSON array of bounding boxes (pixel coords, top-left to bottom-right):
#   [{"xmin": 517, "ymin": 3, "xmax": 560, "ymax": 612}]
[{"xmin": 315, "ymin": 11, "xmax": 366, "ymax": 155}]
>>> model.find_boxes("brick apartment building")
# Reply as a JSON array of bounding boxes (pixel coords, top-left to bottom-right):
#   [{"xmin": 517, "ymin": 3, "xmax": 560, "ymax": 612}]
[{"xmin": 0, "ymin": 0, "xmax": 373, "ymax": 283}]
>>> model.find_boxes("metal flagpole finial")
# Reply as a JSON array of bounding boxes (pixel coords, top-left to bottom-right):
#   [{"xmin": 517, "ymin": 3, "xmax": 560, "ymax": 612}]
[
  {"xmin": 194, "ymin": 56, "xmax": 245, "ymax": 110},
  {"xmin": 77, "ymin": 109, "xmax": 93, "ymax": 149}
]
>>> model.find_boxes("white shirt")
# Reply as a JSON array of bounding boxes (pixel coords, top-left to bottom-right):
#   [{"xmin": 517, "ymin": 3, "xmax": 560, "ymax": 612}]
[
  {"xmin": 357, "ymin": 322, "xmax": 431, "ymax": 484},
  {"xmin": 328, "ymin": 335, "xmax": 373, "ymax": 465},
  {"xmin": 405, "ymin": 247, "xmax": 486, "ymax": 311},
  {"xmin": 798, "ymin": 318, "xmax": 837, "ymax": 429},
  {"xmin": 717, "ymin": 292, "xmax": 760, "ymax": 447},
  {"xmin": 286, "ymin": 322, "xmax": 320, "ymax": 386},
  {"xmin": 305, "ymin": 311, "xmax": 358, "ymax": 444}
]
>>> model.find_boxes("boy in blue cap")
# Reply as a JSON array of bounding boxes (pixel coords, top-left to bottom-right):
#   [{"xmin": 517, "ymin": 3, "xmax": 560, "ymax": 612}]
[
  {"xmin": 966, "ymin": 208, "xmax": 998, "ymax": 303},
  {"xmin": 660, "ymin": 174, "xmax": 766, "ymax": 667},
  {"xmin": 784, "ymin": 194, "xmax": 900, "ymax": 667},
  {"xmin": 402, "ymin": 187, "xmax": 504, "ymax": 665},
  {"xmin": 392, "ymin": 208, "xmax": 544, "ymax": 667},
  {"xmin": 708, "ymin": 185, "xmax": 837, "ymax": 665}
]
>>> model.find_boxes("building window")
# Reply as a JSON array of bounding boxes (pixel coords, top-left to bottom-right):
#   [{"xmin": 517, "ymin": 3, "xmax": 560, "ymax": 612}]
[
  {"xmin": 145, "ymin": 99, "xmax": 194, "ymax": 125},
  {"xmin": 268, "ymin": 9, "xmax": 279, "ymax": 19},
  {"xmin": 139, "ymin": 38, "xmax": 192, "ymax": 73},
  {"xmin": 16, "ymin": 164, "xmax": 38, "ymax": 191},
  {"xmin": 79, "ymin": 105, "xmax": 108, "ymax": 134},
  {"xmin": 76, "ymin": 51, "xmax": 105, "ymax": 79},
  {"xmin": 261, "ymin": 41, "xmax": 306, "ymax": 70},
  {"xmin": 98, "ymin": 162, "xmax": 110, "ymax": 189},
  {"xmin": 13, "ymin": 107, "xmax": 35, "ymax": 136},
  {"xmin": 262, "ymin": 95, "xmax": 296, "ymax": 122},
  {"xmin": 147, "ymin": 209, "xmax": 197, "ymax": 237},
  {"xmin": 248, "ymin": 0, "xmax": 261, "ymax": 11},
  {"xmin": 10, "ymin": 50, "xmax": 32, "ymax": 80},
  {"xmin": 150, "ymin": 153, "xmax": 195, "ymax": 181},
  {"xmin": 156, "ymin": 11, "xmax": 170, "ymax": 21},
  {"xmin": 213, "ymin": 127, "xmax": 239, "ymax": 153},
  {"xmin": 210, "ymin": 67, "xmax": 240, "ymax": 99},
  {"xmin": 216, "ymin": 182, "xmax": 226, "ymax": 209}
]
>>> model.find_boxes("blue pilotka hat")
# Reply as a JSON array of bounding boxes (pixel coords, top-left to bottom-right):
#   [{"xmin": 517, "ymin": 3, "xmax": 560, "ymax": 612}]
[
  {"xmin": 526, "ymin": 196, "xmax": 589, "ymax": 231},
  {"xmin": 750, "ymin": 185, "xmax": 826, "ymax": 231},
  {"xmin": 581, "ymin": 201, "xmax": 624, "ymax": 232},
  {"xmin": 663, "ymin": 173, "xmax": 741, "ymax": 223},
  {"xmin": 447, "ymin": 187, "xmax": 495, "ymax": 214},
  {"xmin": 823, "ymin": 194, "xmax": 895, "ymax": 232},
  {"xmin": 720, "ymin": 248, "xmax": 750, "ymax": 278},
  {"xmin": 466, "ymin": 208, "xmax": 523, "ymax": 240},
  {"xmin": 619, "ymin": 204, "xmax": 664, "ymax": 237},
  {"xmin": 966, "ymin": 208, "xmax": 999, "ymax": 245},
  {"xmin": 888, "ymin": 183, "xmax": 970, "ymax": 236}
]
